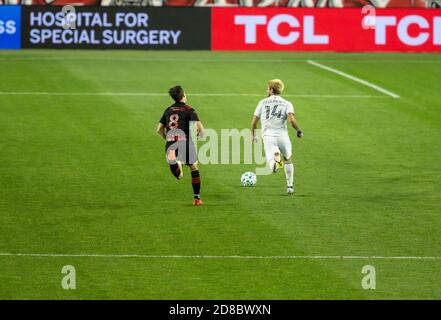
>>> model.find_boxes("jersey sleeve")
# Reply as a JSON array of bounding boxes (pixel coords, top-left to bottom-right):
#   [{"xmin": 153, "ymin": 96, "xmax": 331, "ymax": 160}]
[
  {"xmin": 190, "ymin": 110, "xmax": 200, "ymax": 122},
  {"xmin": 254, "ymin": 102, "xmax": 263, "ymax": 118},
  {"xmin": 287, "ymin": 102, "xmax": 295, "ymax": 114},
  {"xmin": 159, "ymin": 112, "xmax": 167, "ymax": 125}
]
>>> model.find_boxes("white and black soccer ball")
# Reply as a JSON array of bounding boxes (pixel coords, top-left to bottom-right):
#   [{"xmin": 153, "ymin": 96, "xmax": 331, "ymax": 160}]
[{"xmin": 241, "ymin": 171, "xmax": 257, "ymax": 187}]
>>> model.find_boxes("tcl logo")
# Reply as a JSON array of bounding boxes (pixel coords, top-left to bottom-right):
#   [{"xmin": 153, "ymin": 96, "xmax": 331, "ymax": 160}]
[
  {"xmin": 369, "ymin": 15, "xmax": 441, "ymax": 46},
  {"xmin": 234, "ymin": 14, "xmax": 329, "ymax": 45},
  {"xmin": 0, "ymin": 20, "xmax": 16, "ymax": 35},
  {"xmin": 212, "ymin": 8, "xmax": 441, "ymax": 52}
]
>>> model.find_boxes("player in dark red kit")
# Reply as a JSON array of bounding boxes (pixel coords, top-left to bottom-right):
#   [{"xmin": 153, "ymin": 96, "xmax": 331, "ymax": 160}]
[{"xmin": 156, "ymin": 86, "xmax": 205, "ymax": 206}]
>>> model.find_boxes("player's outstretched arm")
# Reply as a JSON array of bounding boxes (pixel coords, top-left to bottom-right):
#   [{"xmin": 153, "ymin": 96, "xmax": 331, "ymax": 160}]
[
  {"xmin": 156, "ymin": 123, "xmax": 166, "ymax": 140},
  {"xmin": 251, "ymin": 115, "xmax": 260, "ymax": 142},
  {"xmin": 287, "ymin": 113, "xmax": 303, "ymax": 138},
  {"xmin": 196, "ymin": 121, "xmax": 205, "ymax": 139}
]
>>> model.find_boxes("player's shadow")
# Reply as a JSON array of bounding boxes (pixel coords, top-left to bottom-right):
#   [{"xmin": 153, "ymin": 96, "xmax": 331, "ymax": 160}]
[
  {"xmin": 235, "ymin": 185, "xmax": 309, "ymax": 197},
  {"xmin": 281, "ymin": 193, "xmax": 308, "ymax": 197}
]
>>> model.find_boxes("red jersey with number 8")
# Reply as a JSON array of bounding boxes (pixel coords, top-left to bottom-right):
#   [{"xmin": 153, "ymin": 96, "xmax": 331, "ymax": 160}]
[{"xmin": 159, "ymin": 102, "xmax": 200, "ymax": 141}]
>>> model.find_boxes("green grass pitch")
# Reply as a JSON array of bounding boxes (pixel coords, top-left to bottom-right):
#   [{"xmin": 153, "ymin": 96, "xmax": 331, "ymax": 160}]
[{"xmin": 0, "ymin": 50, "xmax": 441, "ymax": 299}]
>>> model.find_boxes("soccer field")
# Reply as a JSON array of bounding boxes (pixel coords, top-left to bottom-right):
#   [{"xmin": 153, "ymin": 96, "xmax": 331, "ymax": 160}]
[{"xmin": 0, "ymin": 50, "xmax": 441, "ymax": 299}]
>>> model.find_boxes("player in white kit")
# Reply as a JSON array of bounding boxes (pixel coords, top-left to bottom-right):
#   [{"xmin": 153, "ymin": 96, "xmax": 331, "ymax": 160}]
[{"xmin": 251, "ymin": 79, "xmax": 303, "ymax": 195}]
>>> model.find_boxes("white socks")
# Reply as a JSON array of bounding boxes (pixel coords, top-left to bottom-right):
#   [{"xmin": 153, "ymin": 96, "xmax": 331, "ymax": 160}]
[{"xmin": 284, "ymin": 162, "xmax": 294, "ymax": 187}]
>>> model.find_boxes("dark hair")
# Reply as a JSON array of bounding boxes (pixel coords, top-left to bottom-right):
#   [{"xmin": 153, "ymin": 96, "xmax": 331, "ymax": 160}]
[{"xmin": 168, "ymin": 85, "xmax": 185, "ymax": 102}]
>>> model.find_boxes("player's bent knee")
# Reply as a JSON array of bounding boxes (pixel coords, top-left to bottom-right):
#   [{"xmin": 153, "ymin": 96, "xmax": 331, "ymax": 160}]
[{"xmin": 190, "ymin": 164, "xmax": 198, "ymax": 171}]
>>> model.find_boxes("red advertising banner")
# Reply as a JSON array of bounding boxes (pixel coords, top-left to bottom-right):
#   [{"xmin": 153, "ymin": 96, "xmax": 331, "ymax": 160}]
[
  {"xmin": 0, "ymin": 0, "xmax": 436, "ymax": 6},
  {"xmin": 212, "ymin": 8, "xmax": 441, "ymax": 51}
]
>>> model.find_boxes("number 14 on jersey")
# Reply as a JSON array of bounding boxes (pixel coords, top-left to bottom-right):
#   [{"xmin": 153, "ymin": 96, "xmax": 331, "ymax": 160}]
[{"xmin": 265, "ymin": 105, "xmax": 282, "ymax": 119}]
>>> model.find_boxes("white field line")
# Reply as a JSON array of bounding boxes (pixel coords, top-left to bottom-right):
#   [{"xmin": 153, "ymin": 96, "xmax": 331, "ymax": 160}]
[
  {"xmin": 0, "ymin": 91, "xmax": 391, "ymax": 99},
  {"xmin": 0, "ymin": 252, "xmax": 440, "ymax": 260},
  {"xmin": 308, "ymin": 59, "xmax": 441, "ymax": 64},
  {"xmin": 307, "ymin": 60, "xmax": 400, "ymax": 99}
]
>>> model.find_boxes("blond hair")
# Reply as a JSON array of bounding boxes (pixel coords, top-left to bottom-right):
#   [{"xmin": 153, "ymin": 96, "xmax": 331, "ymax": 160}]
[{"xmin": 268, "ymin": 79, "xmax": 284, "ymax": 95}]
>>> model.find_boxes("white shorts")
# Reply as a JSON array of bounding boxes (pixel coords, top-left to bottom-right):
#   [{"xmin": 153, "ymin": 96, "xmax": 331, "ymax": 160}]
[{"xmin": 262, "ymin": 134, "xmax": 292, "ymax": 163}]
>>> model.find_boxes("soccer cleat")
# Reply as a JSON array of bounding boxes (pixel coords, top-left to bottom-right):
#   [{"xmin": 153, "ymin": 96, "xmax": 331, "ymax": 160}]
[
  {"xmin": 176, "ymin": 160, "xmax": 184, "ymax": 180},
  {"xmin": 193, "ymin": 198, "xmax": 203, "ymax": 206},
  {"xmin": 272, "ymin": 160, "xmax": 284, "ymax": 173},
  {"xmin": 287, "ymin": 187, "xmax": 294, "ymax": 195},
  {"xmin": 272, "ymin": 154, "xmax": 284, "ymax": 173}
]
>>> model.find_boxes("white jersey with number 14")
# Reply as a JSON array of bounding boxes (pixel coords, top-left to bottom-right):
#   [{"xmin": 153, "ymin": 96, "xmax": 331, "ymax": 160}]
[{"xmin": 254, "ymin": 95, "xmax": 295, "ymax": 137}]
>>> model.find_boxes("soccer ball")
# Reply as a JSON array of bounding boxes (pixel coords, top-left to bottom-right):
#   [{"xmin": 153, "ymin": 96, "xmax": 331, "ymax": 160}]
[{"xmin": 241, "ymin": 171, "xmax": 257, "ymax": 187}]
